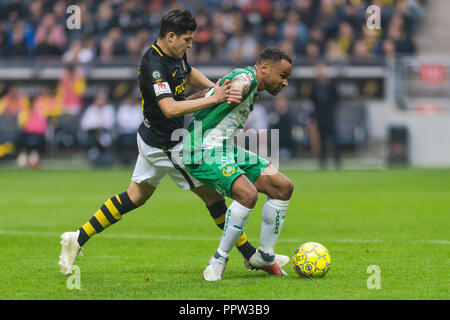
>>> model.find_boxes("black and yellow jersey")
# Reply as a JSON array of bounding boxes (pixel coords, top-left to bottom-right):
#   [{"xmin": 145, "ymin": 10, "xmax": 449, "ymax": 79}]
[{"xmin": 137, "ymin": 42, "xmax": 192, "ymax": 150}]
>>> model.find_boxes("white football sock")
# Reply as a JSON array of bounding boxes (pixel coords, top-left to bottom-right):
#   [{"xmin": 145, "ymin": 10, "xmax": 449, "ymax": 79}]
[
  {"xmin": 259, "ymin": 198, "xmax": 290, "ymax": 255},
  {"xmin": 218, "ymin": 201, "xmax": 252, "ymax": 255}
]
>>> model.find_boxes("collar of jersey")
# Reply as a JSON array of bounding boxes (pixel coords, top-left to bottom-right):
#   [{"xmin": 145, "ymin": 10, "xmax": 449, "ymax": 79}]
[{"xmin": 152, "ymin": 42, "xmax": 179, "ymax": 62}]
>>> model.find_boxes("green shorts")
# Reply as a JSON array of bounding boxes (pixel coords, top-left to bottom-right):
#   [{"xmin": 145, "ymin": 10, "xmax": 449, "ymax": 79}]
[{"xmin": 183, "ymin": 145, "xmax": 270, "ymax": 197}]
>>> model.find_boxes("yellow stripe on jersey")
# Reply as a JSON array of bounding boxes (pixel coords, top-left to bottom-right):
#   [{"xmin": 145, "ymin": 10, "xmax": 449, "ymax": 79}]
[
  {"xmin": 152, "ymin": 45, "xmax": 163, "ymax": 57},
  {"xmin": 105, "ymin": 199, "xmax": 122, "ymax": 221}
]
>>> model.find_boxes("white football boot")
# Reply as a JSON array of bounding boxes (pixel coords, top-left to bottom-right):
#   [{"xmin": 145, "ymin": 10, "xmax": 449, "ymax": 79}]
[
  {"xmin": 58, "ymin": 230, "xmax": 82, "ymax": 275},
  {"xmin": 245, "ymin": 249, "xmax": 287, "ymax": 276},
  {"xmin": 244, "ymin": 252, "xmax": 289, "ymax": 271},
  {"xmin": 203, "ymin": 251, "xmax": 229, "ymax": 281}
]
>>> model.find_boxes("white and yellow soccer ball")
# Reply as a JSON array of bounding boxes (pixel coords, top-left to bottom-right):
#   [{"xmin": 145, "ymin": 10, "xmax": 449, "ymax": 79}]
[{"xmin": 293, "ymin": 242, "xmax": 331, "ymax": 278}]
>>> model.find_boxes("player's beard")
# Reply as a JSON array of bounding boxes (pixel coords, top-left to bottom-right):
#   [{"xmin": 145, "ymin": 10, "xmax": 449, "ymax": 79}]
[{"xmin": 268, "ymin": 86, "xmax": 282, "ymax": 96}]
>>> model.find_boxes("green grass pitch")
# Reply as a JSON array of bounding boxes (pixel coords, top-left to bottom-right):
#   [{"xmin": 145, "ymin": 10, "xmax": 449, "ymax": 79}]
[{"xmin": 0, "ymin": 168, "xmax": 448, "ymax": 300}]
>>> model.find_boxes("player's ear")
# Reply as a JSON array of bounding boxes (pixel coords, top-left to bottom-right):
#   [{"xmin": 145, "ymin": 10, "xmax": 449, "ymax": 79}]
[
  {"xmin": 260, "ymin": 62, "xmax": 270, "ymax": 76},
  {"xmin": 167, "ymin": 31, "xmax": 176, "ymax": 43}
]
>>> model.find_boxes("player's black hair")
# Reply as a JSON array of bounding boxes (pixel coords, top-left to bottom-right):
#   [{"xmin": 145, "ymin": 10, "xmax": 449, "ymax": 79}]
[
  {"xmin": 159, "ymin": 9, "xmax": 197, "ymax": 38},
  {"xmin": 256, "ymin": 47, "xmax": 293, "ymax": 65}
]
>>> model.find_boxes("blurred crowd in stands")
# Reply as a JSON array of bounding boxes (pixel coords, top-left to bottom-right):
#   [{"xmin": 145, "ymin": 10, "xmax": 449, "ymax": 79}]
[
  {"xmin": 0, "ymin": 0, "xmax": 426, "ymax": 168},
  {"xmin": 0, "ymin": 62, "xmax": 143, "ymax": 167},
  {"xmin": 0, "ymin": 0, "xmax": 424, "ymax": 62}
]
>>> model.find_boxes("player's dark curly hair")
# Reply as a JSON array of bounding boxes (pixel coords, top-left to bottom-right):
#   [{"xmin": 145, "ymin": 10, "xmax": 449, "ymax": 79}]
[
  {"xmin": 159, "ymin": 9, "xmax": 197, "ymax": 38},
  {"xmin": 256, "ymin": 47, "xmax": 293, "ymax": 65}
]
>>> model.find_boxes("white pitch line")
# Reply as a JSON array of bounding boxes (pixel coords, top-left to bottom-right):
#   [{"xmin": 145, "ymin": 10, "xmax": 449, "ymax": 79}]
[{"xmin": 0, "ymin": 229, "xmax": 448, "ymax": 245}]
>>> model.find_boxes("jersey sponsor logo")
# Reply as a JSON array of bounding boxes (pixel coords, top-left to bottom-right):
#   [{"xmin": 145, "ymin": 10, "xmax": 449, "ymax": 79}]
[
  {"xmin": 244, "ymin": 74, "xmax": 253, "ymax": 82},
  {"xmin": 222, "ymin": 165, "xmax": 236, "ymax": 177},
  {"xmin": 236, "ymin": 72, "xmax": 253, "ymax": 81},
  {"xmin": 238, "ymin": 108, "xmax": 250, "ymax": 118},
  {"xmin": 143, "ymin": 118, "xmax": 151, "ymax": 128},
  {"xmin": 153, "ymin": 82, "xmax": 171, "ymax": 96},
  {"xmin": 174, "ymin": 78, "xmax": 187, "ymax": 95}
]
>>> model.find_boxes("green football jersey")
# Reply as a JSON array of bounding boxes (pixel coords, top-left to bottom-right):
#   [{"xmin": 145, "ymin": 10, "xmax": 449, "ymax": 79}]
[{"xmin": 183, "ymin": 66, "xmax": 259, "ymax": 159}]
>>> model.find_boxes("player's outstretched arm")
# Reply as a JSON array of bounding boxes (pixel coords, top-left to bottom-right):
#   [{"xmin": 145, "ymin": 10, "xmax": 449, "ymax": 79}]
[
  {"xmin": 186, "ymin": 67, "xmax": 215, "ymax": 90},
  {"xmin": 185, "ymin": 88, "xmax": 209, "ymax": 101},
  {"xmin": 158, "ymin": 78, "xmax": 230, "ymax": 118}
]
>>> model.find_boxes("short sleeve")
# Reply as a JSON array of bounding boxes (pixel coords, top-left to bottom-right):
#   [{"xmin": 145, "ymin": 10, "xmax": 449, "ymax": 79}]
[
  {"xmin": 140, "ymin": 57, "xmax": 173, "ymax": 102},
  {"xmin": 233, "ymin": 72, "xmax": 254, "ymax": 87}
]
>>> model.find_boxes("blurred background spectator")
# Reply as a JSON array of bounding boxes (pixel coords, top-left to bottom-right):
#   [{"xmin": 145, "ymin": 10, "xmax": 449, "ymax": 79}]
[
  {"xmin": 15, "ymin": 87, "xmax": 51, "ymax": 169},
  {"xmin": 310, "ymin": 62, "xmax": 341, "ymax": 169},
  {"xmin": 243, "ymin": 102, "xmax": 270, "ymax": 158},
  {"xmin": 115, "ymin": 93, "xmax": 143, "ymax": 165},
  {"xmin": 57, "ymin": 62, "xmax": 86, "ymax": 116},
  {"xmin": 80, "ymin": 91, "xmax": 116, "ymax": 166},
  {"xmin": 0, "ymin": 86, "xmax": 29, "ymax": 159},
  {"xmin": 51, "ymin": 62, "xmax": 86, "ymax": 151},
  {"xmin": 34, "ymin": 13, "xmax": 67, "ymax": 56},
  {"xmin": 268, "ymin": 93, "xmax": 296, "ymax": 162},
  {"xmin": 0, "ymin": 86, "xmax": 29, "ymax": 116}
]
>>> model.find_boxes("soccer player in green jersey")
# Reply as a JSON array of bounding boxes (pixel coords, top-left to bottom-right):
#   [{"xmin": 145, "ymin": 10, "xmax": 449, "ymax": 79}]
[{"xmin": 182, "ymin": 47, "xmax": 294, "ymax": 281}]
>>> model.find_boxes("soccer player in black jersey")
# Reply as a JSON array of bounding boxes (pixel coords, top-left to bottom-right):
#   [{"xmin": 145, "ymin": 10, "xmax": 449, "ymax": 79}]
[{"xmin": 59, "ymin": 9, "xmax": 288, "ymax": 276}]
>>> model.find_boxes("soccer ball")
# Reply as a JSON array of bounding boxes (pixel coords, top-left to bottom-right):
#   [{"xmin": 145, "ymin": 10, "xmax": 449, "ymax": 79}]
[{"xmin": 293, "ymin": 242, "xmax": 331, "ymax": 278}]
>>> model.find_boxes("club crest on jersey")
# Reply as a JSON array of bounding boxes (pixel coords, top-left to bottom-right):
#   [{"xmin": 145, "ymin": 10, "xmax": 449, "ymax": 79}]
[
  {"xmin": 222, "ymin": 165, "xmax": 236, "ymax": 177},
  {"xmin": 153, "ymin": 82, "xmax": 171, "ymax": 96},
  {"xmin": 152, "ymin": 70, "xmax": 162, "ymax": 81}
]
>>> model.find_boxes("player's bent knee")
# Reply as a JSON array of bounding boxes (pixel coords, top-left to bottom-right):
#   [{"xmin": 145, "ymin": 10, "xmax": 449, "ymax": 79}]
[
  {"xmin": 231, "ymin": 175, "xmax": 258, "ymax": 208},
  {"xmin": 274, "ymin": 178, "xmax": 294, "ymax": 200},
  {"xmin": 282, "ymin": 178, "xmax": 294, "ymax": 200},
  {"xmin": 235, "ymin": 189, "xmax": 258, "ymax": 208},
  {"xmin": 233, "ymin": 186, "xmax": 258, "ymax": 209},
  {"xmin": 247, "ymin": 188, "xmax": 259, "ymax": 208},
  {"xmin": 127, "ymin": 181, "xmax": 155, "ymax": 207}
]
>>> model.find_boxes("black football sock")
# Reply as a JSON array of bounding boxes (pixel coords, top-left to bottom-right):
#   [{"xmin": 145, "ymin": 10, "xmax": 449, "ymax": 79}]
[{"xmin": 77, "ymin": 191, "xmax": 138, "ymax": 246}]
